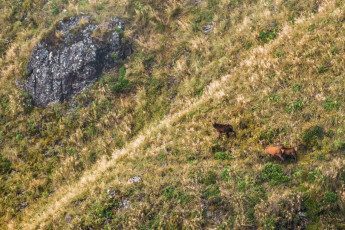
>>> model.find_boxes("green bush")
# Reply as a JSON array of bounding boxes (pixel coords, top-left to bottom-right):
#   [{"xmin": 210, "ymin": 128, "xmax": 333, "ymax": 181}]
[
  {"xmin": 91, "ymin": 199, "xmax": 119, "ymax": 224},
  {"xmin": 323, "ymin": 98, "xmax": 340, "ymax": 111},
  {"xmin": 264, "ymin": 218, "xmax": 276, "ymax": 230},
  {"xmin": 261, "ymin": 163, "xmax": 290, "ymax": 185},
  {"xmin": 221, "ymin": 167, "xmax": 230, "ymax": 180},
  {"xmin": 203, "ymin": 171, "xmax": 217, "ymax": 185},
  {"xmin": 323, "ymin": 192, "xmax": 337, "ymax": 203},
  {"xmin": 259, "ymin": 28, "xmax": 278, "ymax": 43},
  {"xmin": 317, "ymin": 65, "xmax": 328, "ymax": 74},
  {"xmin": 110, "ymin": 67, "xmax": 130, "ymax": 93},
  {"xmin": 303, "ymin": 193, "xmax": 322, "ymax": 219},
  {"xmin": 292, "ymin": 83, "xmax": 303, "ymax": 92},
  {"xmin": 202, "ymin": 184, "xmax": 220, "ymax": 198},
  {"xmin": 191, "ymin": 8, "xmax": 213, "ymax": 32},
  {"xmin": 302, "ymin": 125, "xmax": 323, "ymax": 147},
  {"xmin": 245, "ymin": 208, "xmax": 255, "ymax": 223},
  {"xmin": 307, "ymin": 169, "xmax": 323, "ymax": 183},
  {"xmin": 15, "ymin": 134, "xmax": 24, "ymax": 141},
  {"xmin": 214, "ymin": 152, "xmax": 233, "ymax": 160},
  {"xmin": 259, "ymin": 129, "xmax": 277, "ymax": 142},
  {"xmin": 163, "ymin": 185, "xmax": 176, "ymax": 200},
  {"xmin": 115, "ymin": 28, "xmax": 124, "ymax": 36},
  {"xmin": 177, "ymin": 193, "xmax": 190, "ymax": 205},
  {"xmin": 237, "ymin": 179, "xmax": 246, "ymax": 192},
  {"xmin": 268, "ymin": 94, "xmax": 280, "ymax": 103},
  {"xmin": 286, "ymin": 99, "xmax": 304, "ymax": 113},
  {"xmin": 157, "ymin": 152, "xmax": 167, "ymax": 162},
  {"xmin": 333, "ymin": 140, "xmax": 345, "ymax": 150},
  {"xmin": 0, "ymin": 155, "xmax": 12, "ymax": 174},
  {"xmin": 50, "ymin": 0, "xmax": 59, "ymax": 15},
  {"xmin": 293, "ymin": 99, "xmax": 304, "ymax": 111}
]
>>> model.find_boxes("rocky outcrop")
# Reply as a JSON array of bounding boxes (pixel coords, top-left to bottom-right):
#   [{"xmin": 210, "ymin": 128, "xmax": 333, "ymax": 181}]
[{"xmin": 26, "ymin": 16, "xmax": 126, "ymax": 107}]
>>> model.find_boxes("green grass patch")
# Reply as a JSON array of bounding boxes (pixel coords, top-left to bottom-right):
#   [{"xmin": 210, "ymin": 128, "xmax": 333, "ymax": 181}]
[
  {"xmin": 323, "ymin": 98, "xmax": 340, "ymax": 111},
  {"xmin": 214, "ymin": 152, "xmax": 233, "ymax": 160},
  {"xmin": 203, "ymin": 170, "xmax": 217, "ymax": 185},
  {"xmin": 260, "ymin": 163, "xmax": 290, "ymax": 185},
  {"xmin": 317, "ymin": 65, "xmax": 328, "ymax": 74},
  {"xmin": 110, "ymin": 67, "xmax": 130, "ymax": 93},
  {"xmin": 202, "ymin": 184, "xmax": 220, "ymax": 198},
  {"xmin": 332, "ymin": 140, "xmax": 345, "ymax": 150},
  {"xmin": 302, "ymin": 125, "xmax": 324, "ymax": 148},
  {"xmin": 163, "ymin": 185, "xmax": 176, "ymax": 200},
  {"xmin": 323, "ymin": 192, "xmax": 337, "ymax": 203},
  {"xmin": 0, "ymin": 155, "xmax": 12, "ymax": 174},
  {"xmin": 259, "ymin": 28, "xmax": 278, "ymax": 43}
]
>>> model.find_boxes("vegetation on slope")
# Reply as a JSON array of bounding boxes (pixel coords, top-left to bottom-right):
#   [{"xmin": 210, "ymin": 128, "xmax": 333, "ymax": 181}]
[{"xmin": 1, "ymin": 0, "xmax": 345, "ymax": 229}]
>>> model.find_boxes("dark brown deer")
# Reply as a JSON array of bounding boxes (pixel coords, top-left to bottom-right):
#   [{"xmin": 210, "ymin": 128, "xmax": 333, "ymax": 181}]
[
  {"xmin": 211, "ymin": 120, "xmax": 236, "ymax": 139},
  {"xmin": 281, "ymin": 146, "xmax": 298, "ymax": 161},
  {"xmin": 259, "ymin": 140, "xmax": 285, "ymax": 162}
]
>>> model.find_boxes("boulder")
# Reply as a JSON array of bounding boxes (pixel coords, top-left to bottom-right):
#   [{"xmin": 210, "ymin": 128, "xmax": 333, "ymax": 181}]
[{"xmin": 26, "ymin": 16, "xmax": 125, "ymax": 107}]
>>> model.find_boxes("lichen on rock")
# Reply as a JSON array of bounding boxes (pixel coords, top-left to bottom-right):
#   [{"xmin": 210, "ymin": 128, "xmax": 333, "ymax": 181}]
[{"xmin": 26, "ymin": 16, "xmax": 126, "ymax": 107}]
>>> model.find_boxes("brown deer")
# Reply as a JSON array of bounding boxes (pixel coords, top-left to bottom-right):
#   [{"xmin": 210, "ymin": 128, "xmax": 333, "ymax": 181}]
[
  {"xmin": 211, "ymin": 120, "xmax": 236, "ymax": 139},
  {"xmin": 281, "ymin": 146, "xmax": 298, "ymax": 161},
  {"xmin": 259, "ymin": 140, "xmax": 285, "ymax": 162}
]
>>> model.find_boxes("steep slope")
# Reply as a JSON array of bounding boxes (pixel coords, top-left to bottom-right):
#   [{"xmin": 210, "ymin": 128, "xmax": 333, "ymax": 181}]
[{"xmin": 1, "ymin": 0, "xmax": 345, "ymax": 229}]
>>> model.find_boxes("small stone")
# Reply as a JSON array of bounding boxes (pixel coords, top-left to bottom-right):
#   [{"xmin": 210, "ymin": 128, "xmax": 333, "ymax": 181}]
[
  {"xmin": 106, "ymin": 188, "xmax": 117, "ymax": 199},
  {"xmin": 19, "ymin": 202, "xmax": 28, "ymax": 212},
  {"xmin": 127, "ymin": 175, "xmax": 142, "ymax": 184},
  {"xmin": 65, "ymin": 214, "xmax": 73, "ymax": 224},
  {"xmin": 120, "ymin": 199, "xmax": 130, "ymax": 209},
  {"xmin": 202, "ymin": 24, "xmax": 213, "ymax": 34}
]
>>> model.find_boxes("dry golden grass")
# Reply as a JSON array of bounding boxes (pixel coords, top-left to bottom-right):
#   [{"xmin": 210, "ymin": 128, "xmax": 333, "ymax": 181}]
[{"xmin": 1, "ymin": 0, "xmax": 345, "ymax": 229}]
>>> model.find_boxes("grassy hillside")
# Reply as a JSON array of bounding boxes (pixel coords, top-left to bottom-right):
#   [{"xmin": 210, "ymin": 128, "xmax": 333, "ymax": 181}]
[{"xmin": 1, "ymin": 0, "xmax": 345, "ymax": 229}]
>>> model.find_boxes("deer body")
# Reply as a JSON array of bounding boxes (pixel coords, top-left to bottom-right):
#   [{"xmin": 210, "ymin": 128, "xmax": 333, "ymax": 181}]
[
  {"xmin": 211, "ymin": 120, "xmax": 236, "ymax": 138},
  {"xmin": 282, "ymin": 147, "xmax": 298, "ymax": 161},
  {"xmin": 264, "ymin": 146, "xmax": 284, "ymax": 161},
  {"xmin": 260, "ymin": 141, "xmax": 284, "ymax": 162}
]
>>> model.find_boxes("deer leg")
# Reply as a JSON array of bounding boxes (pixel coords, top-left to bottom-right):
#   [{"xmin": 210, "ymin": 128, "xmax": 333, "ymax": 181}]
[
  {"xmin": 226, "ymin": 132, "xmax": 230, "ymax": 138},
  {"xmin": 278, "ymin": 154, "xmax": 284, "ymax": 162}
]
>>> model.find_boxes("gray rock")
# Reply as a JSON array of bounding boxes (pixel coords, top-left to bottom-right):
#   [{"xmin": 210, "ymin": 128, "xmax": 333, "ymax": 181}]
[
  {"xmin": 106, "ymin": 187, "xmax": 117, "ymax": 199},
  {"xmin": 19, "ymin": 202, "xmax": 28, "ymax": 212},
  {"xmin": 120, "ymin": 199, "xmax": 130, "ymax": 209},
  {"xmin": 202, "ymin": 24, "xmax": 213, "ymax": 34},
  {"xmin": 127, "ymin": 175, "xmax": 142, "ymax": 184},
  {"xmin": 26, "ymin": 16, "xmax": 126, "ymax": 107},
  {"xmin": 65, "ymin": 214, "xmax": 73, "ymax": 224}
]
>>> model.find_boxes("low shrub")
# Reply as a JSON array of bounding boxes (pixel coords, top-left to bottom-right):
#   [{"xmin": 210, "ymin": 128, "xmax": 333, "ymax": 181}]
[
  {"xmin": 202, "ymin": 184, "xmax": 220, "ymax": 198},
  {"xmin": 0, "ymin": 155, "xmax": 12, "ymax": 174},
  {"xmin": 163, "ymin": 185, "xmax": 176, "ymax": 200},
  {"xmin": 323, "ymin": 192, "xmax": 337, "ymax": 203},
  {"xmin": 261, "ymin": 163, "xmax": 290, "ymax": 185},
  {"xmin": 203, "ymin": 171, "xmax": 217, "ymax": 185},
  {"xmin": 323, "ymin": 98, "xmax": 340, "ymax": 111},
  {"xmin": 259, "ymin": 28, "xmax": 278, "ymax": 43},
  {"xmin": 110, "ymin": 67, "xmax": 130, "ymax": 93},
  {"xmin": 214, "ymin": 152, "xmax": 233, "ymax": 160},
  {"xmin": 317, "ymin": 65, "xmax": 328, "ymax": 74},
  {"xmin": 302, "ymin": 125, "xmax": 324, "ymax": 148}
]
